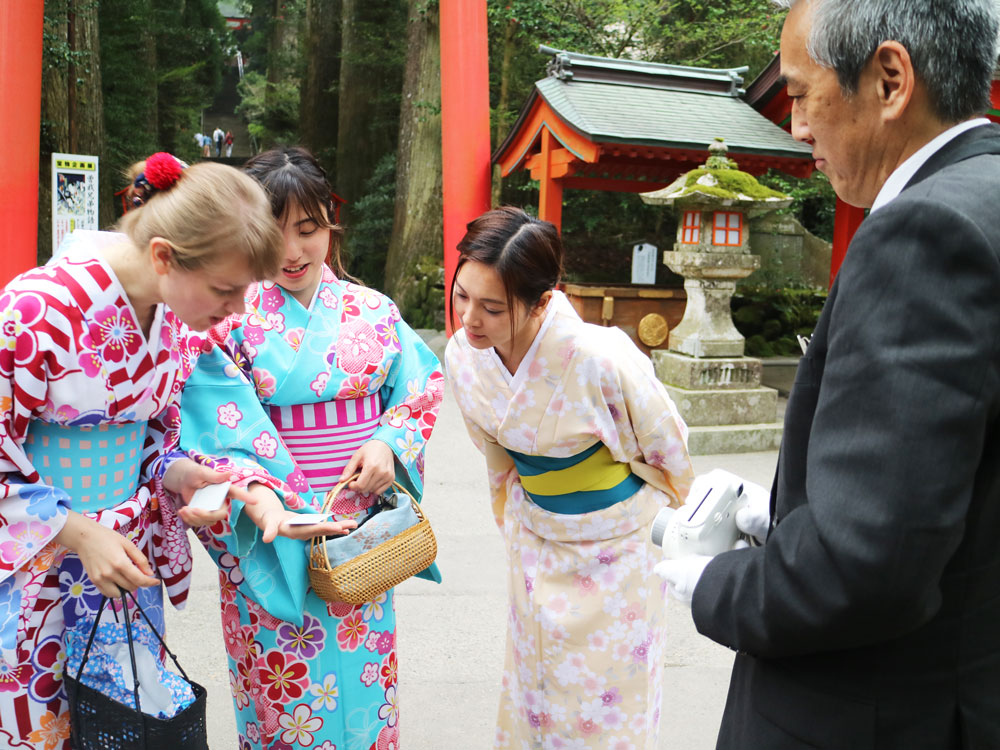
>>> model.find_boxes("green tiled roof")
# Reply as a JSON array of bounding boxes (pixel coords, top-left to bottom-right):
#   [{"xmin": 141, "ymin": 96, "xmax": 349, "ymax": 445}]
[{"xmin": 536, "ymin": 76, "xmax": 813, "ymax": 159}]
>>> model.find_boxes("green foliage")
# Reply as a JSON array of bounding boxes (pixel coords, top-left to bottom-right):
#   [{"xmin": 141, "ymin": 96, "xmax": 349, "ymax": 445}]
[
  {"xmin": 487, "ymin": 1, "xmax": 792, "ymax": 290},
  {"xmin": 242, "ymin": 0, "xmax": 307, "ymax": 77},
  {"xmin": 732, "ymin": 286, "xmax": 826, "ymax": 356},
  {"xmin": 344, "ymin": 152, "xmax": 397, "ymax": 290},
  {"xmin": 237, "ymin": 71, "xmax": 301, "ymax": 148},
  {"xmin": 644, "ymin": 0, "xmax": 783, "ymax": 75},
  {"xmin": 397, "ymin": 255, "xmax": 445, "ymax": 329},
  {"xmin": 758, "ymin": 169, "xmax": 837, "ymax": 242},
  {"xmin": 151, "ymin": 0, "xmax": 230, "ymax": 158},
  {"xmin": 92, "ymin": 0, "xmax": 228, "ymax": 222},
  {"xmin": 487, "ymin": 0, "xmax": 783, "ymax": 127},
  {"xmin": 43, "ymin": 0, "xmax": 98, "ymax": 71},
  {"xmin": 234, "ymin": 0, "xmax": 307, "ymax": 152},
  {"xmin": 500, "ymin": 174, "xmax": 680, "ymax": 285}
]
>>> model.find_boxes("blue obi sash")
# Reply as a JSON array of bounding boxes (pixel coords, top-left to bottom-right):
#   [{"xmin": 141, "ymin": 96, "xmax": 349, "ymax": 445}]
[
  {"xmin": 505, "ymin": 442, "xmax": 644, "ymax": 514},
  {"xmin": 23, "ymin": 420, "xmax": 148, "ymax": 512}
]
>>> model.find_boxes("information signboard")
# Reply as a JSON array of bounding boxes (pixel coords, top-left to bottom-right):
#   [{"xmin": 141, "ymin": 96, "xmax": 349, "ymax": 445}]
[{"xmin": 52, "ymin": 153, "xmax": 99, "ymax": 256}]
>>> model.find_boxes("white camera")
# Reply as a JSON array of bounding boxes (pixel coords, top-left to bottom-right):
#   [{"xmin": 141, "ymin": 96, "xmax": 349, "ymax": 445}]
[{"xmin": 650, "ymin": 469, "xmax": 749, "ymax": 559}]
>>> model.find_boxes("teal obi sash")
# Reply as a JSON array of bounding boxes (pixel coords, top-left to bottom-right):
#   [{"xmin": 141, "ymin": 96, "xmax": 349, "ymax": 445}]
[
  {"xmin": 505, "ymin": 442, "xmax": 644, "ymax": 514},
  {"xmin": 23, "ymin": 420, "xmax": 148, "ymax": 512}
]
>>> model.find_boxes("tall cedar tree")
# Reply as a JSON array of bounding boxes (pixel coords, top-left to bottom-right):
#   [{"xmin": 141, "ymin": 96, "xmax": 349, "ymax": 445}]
[
  {"xmin": 335, "ymin": 0, "xmax": 406, "ymax": 219},
  {"xmin": 383, "ymin": 0, "xmax": 443, "ymax": 326},
  {"xmin": 300, "ymin": 0, "xmax": 341, "ymax": 169},
  {"xmin": 40, "ymin": 0, "xmax": 106, "ymax": 261}
]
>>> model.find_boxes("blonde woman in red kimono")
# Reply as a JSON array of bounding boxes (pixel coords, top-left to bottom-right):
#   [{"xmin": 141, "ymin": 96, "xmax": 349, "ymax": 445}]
[{"xmin": 0, "ymin": 155, "xmax": 284, "ymax": 749}]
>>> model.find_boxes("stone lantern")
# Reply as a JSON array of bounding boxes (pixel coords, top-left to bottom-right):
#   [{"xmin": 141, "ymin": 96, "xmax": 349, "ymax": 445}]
[{"xmin": 641, "ymin": 139, "xmax": 791, "ymax": 454}]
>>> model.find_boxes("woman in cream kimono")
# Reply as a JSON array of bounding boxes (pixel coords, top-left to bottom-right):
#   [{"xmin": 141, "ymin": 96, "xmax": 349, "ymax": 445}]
[
  {"xmin": 178, "ymin": 147, "xmax": 443, "ymax": 750},
  {"xmin": 445, "ymin": 207, "xmax": 694, "ymax": 750}
]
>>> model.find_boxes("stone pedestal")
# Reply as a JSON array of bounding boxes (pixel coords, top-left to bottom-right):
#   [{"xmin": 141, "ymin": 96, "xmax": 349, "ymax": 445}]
[
  {"xmin": 653, "ymin": 350, "xmax": 782, "ymax": 455},
  {"xmin": 664, "ymin": 254, "xmax": 758, "ymax": 357}
]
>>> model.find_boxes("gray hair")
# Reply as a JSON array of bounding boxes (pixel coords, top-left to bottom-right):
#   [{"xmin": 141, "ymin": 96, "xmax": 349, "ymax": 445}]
[{"xmin": 774, "ymin": 0, "xmax": 999, "ymax": 123}]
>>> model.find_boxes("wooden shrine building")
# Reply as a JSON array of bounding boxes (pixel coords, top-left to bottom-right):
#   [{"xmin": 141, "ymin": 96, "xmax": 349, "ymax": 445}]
[{"xmin": 493, "ymin": 47, "xmax": 815, "ymax": 232}]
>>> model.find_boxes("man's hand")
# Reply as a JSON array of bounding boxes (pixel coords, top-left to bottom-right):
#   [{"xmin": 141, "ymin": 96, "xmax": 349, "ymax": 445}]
[
  {"xmin": 338, "ymin": 440, "xmax": 395, "ymax": 496},
  {"xmin": 735, "ymin": 480, "xmax": 772, "ymax": 544},
  {"xmin": 654, "ymin": 555, "xmax": 712, "ymax": 605}
]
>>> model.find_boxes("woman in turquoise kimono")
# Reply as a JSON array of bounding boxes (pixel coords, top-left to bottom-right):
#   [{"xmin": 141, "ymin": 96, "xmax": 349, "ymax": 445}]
[{"xmin": 177, "ymin": 147, "xmax": 444, "ymax": 750}]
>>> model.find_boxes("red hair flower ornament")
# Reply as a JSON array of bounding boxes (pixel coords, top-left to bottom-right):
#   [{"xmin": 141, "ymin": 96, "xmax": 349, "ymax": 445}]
[
  {"xmin": 144, "ymin": 152, "xmax": 185, "ymax": 189},
  {"xmin": 131, "ymin": 152, "xmax": 187, "ymax": 207}
]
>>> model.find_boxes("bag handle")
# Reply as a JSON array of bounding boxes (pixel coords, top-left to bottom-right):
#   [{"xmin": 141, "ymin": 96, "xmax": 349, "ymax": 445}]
[
  {"xmin": 74, "ymin": 594, "xmax": 146, "ymax": 745},
  {"xmin": 75, "ymin": 591, "xmax": 195, "ymax": 699},
  {"xmin": 309, "ymin": 473, "xmax": 425, "ymax": 572},
  {"xmin": 122, "ymin": 590, "xmax": 193, "ymax": 682}
]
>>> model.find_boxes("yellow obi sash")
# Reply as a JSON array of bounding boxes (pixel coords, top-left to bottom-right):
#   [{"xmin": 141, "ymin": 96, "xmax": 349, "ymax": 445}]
[{"xmin": 505, "ymin": 442, "xmax": 644, "ymax": 514}]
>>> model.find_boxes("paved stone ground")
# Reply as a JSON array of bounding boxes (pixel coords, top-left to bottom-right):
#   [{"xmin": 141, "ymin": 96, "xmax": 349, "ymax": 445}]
[{"xmin": 165, "ymin": 380, "xmax": 778, "ymax": 749}]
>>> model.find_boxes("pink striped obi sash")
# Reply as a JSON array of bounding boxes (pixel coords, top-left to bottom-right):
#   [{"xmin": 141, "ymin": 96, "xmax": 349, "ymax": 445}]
[{"xmin": 268, "ymin": 393, "xmax": 383, "ymax": 494}]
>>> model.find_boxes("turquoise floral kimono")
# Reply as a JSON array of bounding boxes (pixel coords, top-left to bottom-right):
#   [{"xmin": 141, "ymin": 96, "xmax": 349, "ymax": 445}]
[{"xmin": 178, "ymin": 268, "xmax": 443, "ymax": 750}]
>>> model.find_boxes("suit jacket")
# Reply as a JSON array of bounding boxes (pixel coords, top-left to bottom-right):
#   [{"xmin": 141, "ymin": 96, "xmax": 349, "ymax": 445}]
[{"xmin": 692, "ymin": 124, "xmax": 1000, "ymax": 749}]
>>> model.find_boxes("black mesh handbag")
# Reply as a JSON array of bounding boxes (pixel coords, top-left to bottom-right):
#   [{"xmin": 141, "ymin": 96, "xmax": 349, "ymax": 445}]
[{"xmin": 65, "ymin": 592, "xmax": 209, "ymax": 750}]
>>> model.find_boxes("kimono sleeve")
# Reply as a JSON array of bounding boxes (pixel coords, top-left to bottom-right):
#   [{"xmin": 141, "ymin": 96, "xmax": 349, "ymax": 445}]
[
  {"xmin": 607, "ymin": 329, "xmax": 694, "ymax": 506},
  {"xmin": 468, "ymin": 416, "xmax": 518, "ymax": 533},
  {"xmin": 0, "ymin": 286, "xmax": 73, "ymax": 656},
  {"xmin": 371, "ymin": 317, "xmax": 444, "ymax": 499},
  {"xmin": 178, "ymin": 340, "xmax": 311, "ymax": 625},
  {"xmin": 142, "ymin": 320, "xmax": 208, "ymax": 490},
  {"xmin": 0, "ymin": 287, "xmax": 72, "ymax": 584},
  {"xmin": 444, "ymin": 335, "xmax": 518, "ymax": 532}
]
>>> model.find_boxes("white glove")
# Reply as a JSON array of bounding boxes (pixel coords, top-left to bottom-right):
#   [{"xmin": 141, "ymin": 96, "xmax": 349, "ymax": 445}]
[
  {"xmin": 653, "ymin": 554, "xmax": 712, "ymax": 605},
  {"xmin": 735, "ymin": 480, "xmax": 771, "ymax": 544}
]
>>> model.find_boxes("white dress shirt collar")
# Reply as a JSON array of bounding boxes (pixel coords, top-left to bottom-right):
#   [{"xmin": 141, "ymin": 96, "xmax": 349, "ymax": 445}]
[{"xmin": 870, "ymin": 118, "xmax": 990, "ymax": 213}]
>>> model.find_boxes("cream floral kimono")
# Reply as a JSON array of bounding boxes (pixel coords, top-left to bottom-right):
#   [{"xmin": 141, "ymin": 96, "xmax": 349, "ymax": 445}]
[{"xmin": 446, "ymin": 291, "xmax": 694, "ymax": 750}]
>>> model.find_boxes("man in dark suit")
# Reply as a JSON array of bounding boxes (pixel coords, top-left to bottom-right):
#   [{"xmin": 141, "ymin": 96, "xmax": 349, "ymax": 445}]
[{"xmin": 656, "ymin": 0, "xmax": 1000, "ymax": 747}]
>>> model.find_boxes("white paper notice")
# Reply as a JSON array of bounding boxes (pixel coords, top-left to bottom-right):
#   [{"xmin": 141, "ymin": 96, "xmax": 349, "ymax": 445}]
[{"xmin": 631, "ymin": 242, "xmax": 658, "ymax": 285}]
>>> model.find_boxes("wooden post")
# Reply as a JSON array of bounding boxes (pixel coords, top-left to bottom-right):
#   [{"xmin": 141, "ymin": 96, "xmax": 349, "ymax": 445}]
[
  {"xmin": 440, "ymin": 0, "xmax": 492, "ymax": 334},
  {"xmin": 538, "ymin": 129, "xmax": 564, "ymax": 231},
  {"xmin": 0, "ymin": 1, "xmax": 45, "ymax": 284},
  {"xmin": 830, "ymin": 198, "xmax": 866, "ymax": 287}
]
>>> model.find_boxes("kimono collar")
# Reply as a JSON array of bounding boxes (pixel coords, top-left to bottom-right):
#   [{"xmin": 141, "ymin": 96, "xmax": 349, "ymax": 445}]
[{"xmin": 491, "ymin": 289, "xmax": 565, "ymax": 388}]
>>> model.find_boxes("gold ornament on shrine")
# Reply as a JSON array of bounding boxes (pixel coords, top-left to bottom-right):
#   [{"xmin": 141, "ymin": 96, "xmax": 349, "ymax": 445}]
[{"xmin": 637, "ymin": 313, "xmax": 669, "ymax": 348}]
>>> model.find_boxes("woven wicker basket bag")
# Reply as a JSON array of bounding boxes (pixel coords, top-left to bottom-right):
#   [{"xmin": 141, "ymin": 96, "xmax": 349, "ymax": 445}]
[{"xmin": 308, "ymin": 474, "xmax": 437, "ymax": 604}]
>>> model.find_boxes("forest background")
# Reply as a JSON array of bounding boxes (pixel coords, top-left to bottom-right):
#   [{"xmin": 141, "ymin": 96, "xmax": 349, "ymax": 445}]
[{"xmin": 39, "ymin": 0, "xmax": 834, "ymax": 329}]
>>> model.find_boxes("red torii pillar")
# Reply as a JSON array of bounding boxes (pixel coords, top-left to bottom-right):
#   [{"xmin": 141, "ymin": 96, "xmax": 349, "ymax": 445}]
[
  {"xmin": 831, "ymin": 198, "xmax": 865, "ymax": 287},
  {"xmin": 0, "ymin": 2, "xmax": 44, "ymax": 285},
  {"xmin": 439, "ymin": 0, "xmax": 492, "ymax": 334}
]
